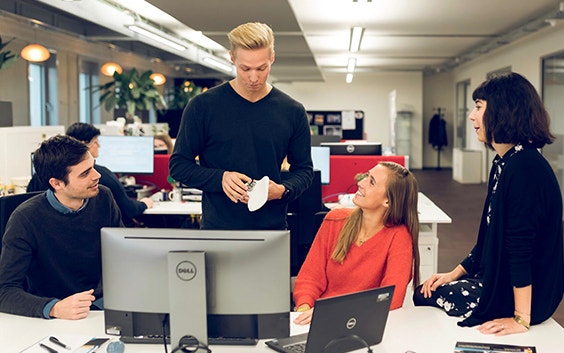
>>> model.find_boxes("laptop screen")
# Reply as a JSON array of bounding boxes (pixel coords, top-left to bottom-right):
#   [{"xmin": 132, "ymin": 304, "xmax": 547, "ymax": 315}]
[{"xmin": 266, "ymin": 285, "xmax": 395, "ymax": 353}]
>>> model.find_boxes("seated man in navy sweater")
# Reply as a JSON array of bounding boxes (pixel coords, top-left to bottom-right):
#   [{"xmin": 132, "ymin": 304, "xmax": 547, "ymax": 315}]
[{"xmin": 0, "ymin": 135, "xmax": 123, "ymax": 319}]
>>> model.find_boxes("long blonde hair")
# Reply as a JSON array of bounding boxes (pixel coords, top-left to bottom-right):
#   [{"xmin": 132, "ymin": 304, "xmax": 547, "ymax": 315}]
[{"xmin": 331, "ymin": 161, "xmax": 420, "ymax": 287}]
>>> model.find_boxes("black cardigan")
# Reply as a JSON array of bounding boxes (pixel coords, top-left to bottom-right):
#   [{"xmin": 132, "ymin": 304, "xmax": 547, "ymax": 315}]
[{"xmin": 459, "ymin": 145, "xmax": 564, "ymax": 326}]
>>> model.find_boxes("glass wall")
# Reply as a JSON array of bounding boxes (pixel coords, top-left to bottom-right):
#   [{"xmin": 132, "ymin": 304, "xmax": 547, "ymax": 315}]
[
  {"xmin": 28, "ymin": 54, "xmax": 58, "ymax": 126},
  {"xmin": 79, "ymin": 60, "xmax": 101, "ymax": 124},
  {"xmin": 542, "ymin": 51, "xmax": 564, "ymax": 219}
]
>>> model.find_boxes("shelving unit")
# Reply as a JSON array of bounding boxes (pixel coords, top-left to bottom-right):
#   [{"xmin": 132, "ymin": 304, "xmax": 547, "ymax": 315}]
[{"xmin": 394, "ymin": 110, "xmax": 413, "ymax": 156}]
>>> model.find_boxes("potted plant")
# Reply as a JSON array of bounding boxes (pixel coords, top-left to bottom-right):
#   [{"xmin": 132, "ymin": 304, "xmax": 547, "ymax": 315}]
[
  {"xmin": 96, "ymin": 68, "xmax": 167, "ymax": 120},
  {"xmin": 165, "ymin": 80, "xmax": 202, "ymax": 110},
  {"xmin": 158, "ymin": 80, "xmax": 203, "ymax": 138},
  {"xmin": 0, "ymin": 35, "xmax": 18, "ymax": 70}
]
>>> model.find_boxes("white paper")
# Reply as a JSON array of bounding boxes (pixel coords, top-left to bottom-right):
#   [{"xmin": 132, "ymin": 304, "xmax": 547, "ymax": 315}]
[{"xmin": 342, "ymin": 110, "xmax": 356, "ymax": 130}]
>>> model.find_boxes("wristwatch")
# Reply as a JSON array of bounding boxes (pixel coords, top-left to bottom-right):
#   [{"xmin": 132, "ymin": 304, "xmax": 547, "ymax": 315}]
[{"xmin": 281, "ymin": 186, "xmax": 291, "ymax": 200}]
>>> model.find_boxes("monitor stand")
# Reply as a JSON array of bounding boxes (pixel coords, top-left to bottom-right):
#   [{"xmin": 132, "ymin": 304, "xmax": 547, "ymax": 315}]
[{"xmin": 168, "ymin": 251, "xmax": 208, "ymax": 349}]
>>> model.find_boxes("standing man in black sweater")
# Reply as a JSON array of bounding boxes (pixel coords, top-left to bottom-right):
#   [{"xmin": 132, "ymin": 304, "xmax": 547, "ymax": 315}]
[
  {"xmin": 0, "ymin": 135, "xmax": 123, "ymax": 319},
  {"xmin": 170, "ymin": 22, "xmax": 313, "ymax": 230}
]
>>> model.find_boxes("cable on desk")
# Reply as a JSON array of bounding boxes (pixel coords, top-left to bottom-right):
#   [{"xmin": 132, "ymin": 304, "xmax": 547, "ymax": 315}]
[{"xmin": 322, "ymin": 334, "xmax": 373, "ymax": 353}]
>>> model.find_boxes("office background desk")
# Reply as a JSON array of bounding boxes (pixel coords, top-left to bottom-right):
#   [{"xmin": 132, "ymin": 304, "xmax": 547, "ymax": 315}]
[
  {"xmin": 144, "ymin": 201, "xmax": 202, "ymax": 215},
  {"xmin": 144, "ymin": 192, "xmax": 449, "ymax": 280},
  {"xmin": 3, "ymin": 307, "xmax": 562, "ymax": 352}
]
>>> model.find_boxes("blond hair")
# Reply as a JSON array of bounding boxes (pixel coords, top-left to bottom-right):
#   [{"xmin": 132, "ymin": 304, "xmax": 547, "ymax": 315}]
[
  {"xmin": 331, "ymin": 161, "xmax": 421, "ymax": 287},
  {"xmin": 154, "ymin": 132, "xmax": 174, "ymax": 154},
  {"xmin": 228, "ymin": 22, "xmax": 274, "ymax": 57}
]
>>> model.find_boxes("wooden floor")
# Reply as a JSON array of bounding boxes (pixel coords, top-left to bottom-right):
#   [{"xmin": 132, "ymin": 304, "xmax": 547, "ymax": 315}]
[{"xmin": 412, "ymin": 168, "xmax": 564, "ymax": 327}]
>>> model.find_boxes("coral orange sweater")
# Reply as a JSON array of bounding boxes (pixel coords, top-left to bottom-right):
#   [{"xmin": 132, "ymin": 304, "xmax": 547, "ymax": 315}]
[{"xmin": 293, "ymin": 208, "xmax": 413, "ymax": 310}]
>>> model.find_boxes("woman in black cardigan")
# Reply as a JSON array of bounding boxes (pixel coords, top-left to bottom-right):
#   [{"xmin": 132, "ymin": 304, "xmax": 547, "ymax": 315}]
[{"xmin": 413, "ymin": 72, "xmax": 564, "ymax": 336}]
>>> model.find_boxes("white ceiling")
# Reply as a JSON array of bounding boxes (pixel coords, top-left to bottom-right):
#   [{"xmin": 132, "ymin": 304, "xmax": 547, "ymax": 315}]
[{"xmin": 5, "ymin": 0, "xmax": 564, "ymax": 83}]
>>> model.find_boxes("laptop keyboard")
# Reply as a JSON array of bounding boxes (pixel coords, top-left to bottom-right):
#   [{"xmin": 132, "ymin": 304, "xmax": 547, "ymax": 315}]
[{"xmin": 284, "ymin": 342, "xmax": 307, "ymax": 353}]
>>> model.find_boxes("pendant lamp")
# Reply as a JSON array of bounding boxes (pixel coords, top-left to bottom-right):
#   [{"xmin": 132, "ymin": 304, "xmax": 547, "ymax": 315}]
[
  {"xmin": 20, "ymin": 43, "xmax": 50, "ymax": 62},
  {"xmin": 100, "ymin": 62, "xmax": 123, "ymax": 76},
  {"xmin": 150, "ymin": 72, "xmax": 166, "ymax": 85}
]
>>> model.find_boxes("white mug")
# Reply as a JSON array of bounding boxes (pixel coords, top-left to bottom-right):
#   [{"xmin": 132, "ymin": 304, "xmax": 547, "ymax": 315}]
[{"xmin": 168, "ymin": 188, "xmax": 182, "ymax": 202}]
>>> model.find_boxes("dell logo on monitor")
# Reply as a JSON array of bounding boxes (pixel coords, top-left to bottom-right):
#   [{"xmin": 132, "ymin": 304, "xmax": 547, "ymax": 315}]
[
  {"xmin": 346, "ymin": 317, "xmax": 357, "ymax": 329},
  {"xmin": 176, "ymin": 261, "xmax": 197, "ymax": 281}
]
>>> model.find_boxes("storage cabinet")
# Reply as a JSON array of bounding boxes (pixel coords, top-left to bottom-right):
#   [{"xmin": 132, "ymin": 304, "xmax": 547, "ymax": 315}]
[
  {"xmin": 418, "ymin": 223, "xmax": 438, "ymax": 282},
  {"xmin": 453, "ymin": 148, "xmax": 482, "ymax": 184}
]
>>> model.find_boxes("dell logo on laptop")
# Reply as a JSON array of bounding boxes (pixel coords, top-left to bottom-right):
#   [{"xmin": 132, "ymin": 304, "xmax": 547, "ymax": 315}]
[
  {"xmin": 346, "ymin": 317, "xmax": 357, "ymax": 329},
  {"xmin": 176, "ymin": 261, "xmax": 197, "ymax": 281},
  {"xmin": 346, "ymin": 144, "xmax": 355, "ymax": 153}
]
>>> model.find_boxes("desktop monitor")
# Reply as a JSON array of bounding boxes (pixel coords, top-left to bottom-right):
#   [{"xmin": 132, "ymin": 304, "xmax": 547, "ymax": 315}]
[
  {"xmin": 96, "ymin": 135, "xmax": 154, "ymax": 174},
  {"xmin": 311, "ymin": 146, "xmax": 330, "ymax": 185},
  {"xmin": 0, "ymin": 125, "xmax": 65, "ymax": 184},
  {"xmin": 310, "ymin": 135, "xmax": 341, "ymax": 146},
  {"xmin": 101, "ymin": 228, "xmax": 291, "ymax": 345},
  {"xmin": 320, "ymin": 141, "xmax": 382, "ymax": 156}
]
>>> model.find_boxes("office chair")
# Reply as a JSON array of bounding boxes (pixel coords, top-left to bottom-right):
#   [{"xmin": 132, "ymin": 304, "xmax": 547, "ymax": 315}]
[{"xmin": 0, "ymin": 191, "xmax": 43, "ymax": 254}]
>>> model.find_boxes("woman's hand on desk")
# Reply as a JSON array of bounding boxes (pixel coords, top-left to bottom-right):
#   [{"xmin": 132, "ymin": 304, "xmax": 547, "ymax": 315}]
[
  {"xmin": 293, "ymin": 304, "xmax": 313, "ymax": 325},
  {"xmin": 478, "ymin": 317, "xmax": 529, "ymax": 336}
]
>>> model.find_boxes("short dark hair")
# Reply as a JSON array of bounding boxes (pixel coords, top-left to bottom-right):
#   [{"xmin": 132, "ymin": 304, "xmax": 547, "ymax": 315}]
[
  {"xmin": 33, "ymin": 135, "xmax": 90, "ymax": 191},
  {"xmin": 66, "ymin": 122, "xmax": 101, "ymax": 143},
  {"xmin": 472, "ymin": 72, "xmax": 555, "ymax": 149}
]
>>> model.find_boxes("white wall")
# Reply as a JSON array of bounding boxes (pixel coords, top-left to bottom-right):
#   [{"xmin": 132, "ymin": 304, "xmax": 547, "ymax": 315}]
[
  {"xmin": 451, "ymin": 23, "xmax": 564, "ymax": 181},
  {"xmin": 275, "ymin": 72, "xmax": 424, "ymax": 168},
  {"xmin": 422, "ymin": 72, "xmax": 455, "ymax": 169}
]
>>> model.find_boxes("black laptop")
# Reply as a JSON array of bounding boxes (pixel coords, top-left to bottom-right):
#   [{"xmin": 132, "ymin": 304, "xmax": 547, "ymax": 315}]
[
  {"xmin": 265, "ymin": 286, "xmax": 394, "ymax": 353},
  {"xmin": 320, "ymin": 142, "xmax": 382, "ymax": 156}
]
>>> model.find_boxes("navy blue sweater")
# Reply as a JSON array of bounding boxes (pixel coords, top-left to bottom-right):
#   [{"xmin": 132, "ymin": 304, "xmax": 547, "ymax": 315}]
[{"xmin": 0, "ymin": 186, "xmax": 122, "ymax": 317}]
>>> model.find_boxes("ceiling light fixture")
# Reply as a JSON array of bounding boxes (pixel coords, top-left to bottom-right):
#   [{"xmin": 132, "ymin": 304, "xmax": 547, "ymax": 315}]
[
  {"xmin": 349, "ymin": 27, "xmax": 365, "ymax": 53},
  {"xmin": 346, "ymin": 73, "xmax": 354, "ymax": 83},
  {"xmin": 127, "ymin": 22, "xmax": 187, "ymax": 52},
  {"xmin": 150, "ymin": 72, "xmax": 166, "ymax": 85},
  {"xmin": 347, "ymin": 57, "xmax": 357, "ymax": 73},
  {"xmin": 20, "ymin": 43, "xmax": 50, "ymax": 62},
  {"xmin": 100, "ymin": 62, "xmax": 123, "ymax": 76},
  {"xmin": 202, "ymin": 57, "xmax": 234, "ymax": 73}
]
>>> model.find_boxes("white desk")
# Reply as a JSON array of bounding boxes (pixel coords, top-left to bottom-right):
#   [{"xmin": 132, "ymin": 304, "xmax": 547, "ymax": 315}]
[
  {"xmin": 2, "ymin": 307, "xmax": 562, "ymax": 352},
  {"xmin": 417, "ymin": 192, "xmax": 451, "ymax": 281},
  {"xmin": 143, "ymin": 201, "xmax": 202, "ymax": 215}
]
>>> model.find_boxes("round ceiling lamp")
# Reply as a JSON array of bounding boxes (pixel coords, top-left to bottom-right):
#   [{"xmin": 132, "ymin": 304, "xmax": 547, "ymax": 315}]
[
  {"xmin": 20, "ymin": 43, "xmax": 50, "ymax": 62},
  {"xmin": 150, "ymin": 72, "xmax": 166, "ymax": 85},
  {"xmin": 100, "ymin": 62, "xmax": 123, "ymax": 76}
]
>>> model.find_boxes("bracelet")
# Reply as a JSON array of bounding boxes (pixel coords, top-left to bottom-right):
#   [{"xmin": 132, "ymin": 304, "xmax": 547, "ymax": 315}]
[
  {"xmin": 514, "ymin": 315, "xmax": 530, "ymax": 330},
  {"xmin": 295, "ymin": 306, "xmax": 310, "ymax": 312},
  {"xmin": 514, "ymin": 310, "xmax": 531, "ymax": 317}
]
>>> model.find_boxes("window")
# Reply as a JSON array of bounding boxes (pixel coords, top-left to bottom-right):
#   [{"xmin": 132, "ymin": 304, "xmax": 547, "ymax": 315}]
[
  {"xmin": 79, "ymin": 60, "xmax": 101, "ymax": 124},
  {"xmin": 542, "ymin": 51, "xmax": 564, "ymax": 220},
  {"xmin": 28, "ymin": 54, "xmax": 58, "ymax": 126},
  {"xmin": 455, "ymin": 80, "xmax": 470, "ymax": 149}
]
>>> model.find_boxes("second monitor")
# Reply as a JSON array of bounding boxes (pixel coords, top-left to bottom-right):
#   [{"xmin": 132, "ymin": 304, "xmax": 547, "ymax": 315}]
[{"xmin": 96, "ymin": 135, "xmax": 154, "ymax": 174}]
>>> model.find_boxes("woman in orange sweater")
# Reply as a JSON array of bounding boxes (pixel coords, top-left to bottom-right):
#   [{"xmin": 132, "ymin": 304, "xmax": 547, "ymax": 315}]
[{"xmin": 293, "ymin": 161, "xmax": 420, "ymax": 325}]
